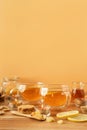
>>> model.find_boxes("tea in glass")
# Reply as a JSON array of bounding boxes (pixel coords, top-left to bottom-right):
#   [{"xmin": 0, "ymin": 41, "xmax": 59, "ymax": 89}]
[
  {"xmin": 2, "ymin": 76, "xmax": 21, "ymax": 109},
  {"xmin": 44, "ymin": 90, "xmax": 67, "ymax": 107},
  {"xmin": 71, "ymin": 82, "xmax": 85, "ymax": 102},
  {"xmin": 21, "ymin": 87, "xmax": 41, "ymax": 101},
  {"xmin": 39, "ymin": 84, "xmax": 70, "ymax": 116},
  {"xmin": 18, "ymin": 83, "xmax": 43, "ymax": 103},
  {"xmin": 44, "ymin": 84, "xmax": 70, "ymax": 108}
]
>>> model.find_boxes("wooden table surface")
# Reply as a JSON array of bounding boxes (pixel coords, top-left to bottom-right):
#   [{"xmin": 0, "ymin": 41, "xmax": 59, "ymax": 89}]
[{"xmin": 0, "ymin": 111, "xmax": 87, "ymax": 130}]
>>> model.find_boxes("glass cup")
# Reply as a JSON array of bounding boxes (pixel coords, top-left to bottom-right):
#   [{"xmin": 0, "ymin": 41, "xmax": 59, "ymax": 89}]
[
  {"xmin": 2, "ymin": 76, "xmax": 20, "ymax": 95},
  {"xmin": 17, "ymin": 82, "xmax": 44, "ymax": 106},
  {"xmin": 17, "ymin": 82, "xmax": 51, "ymax": 115},
  {"xmin": 0, "ymin": 85, "xmax": 5, "ymax": 104},
  {"xmin": 71, "ymin": 81, "xmax": 86, "ymax": 107},
  {"xmin": 40, "ymin": 84, "xmax": 71, "ymax": 116},
  {"xmin": 1, "ymin": 76, "xmax": 21, "ymax": 109}
]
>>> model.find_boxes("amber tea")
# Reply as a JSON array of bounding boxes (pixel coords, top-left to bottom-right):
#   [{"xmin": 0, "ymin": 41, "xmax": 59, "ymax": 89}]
[
  {"xmin": 71, "ymin": 88, "xmax": 85, "ymax": 101},
  {"xmin": 21, "ymin": 87, "xmax": 41, "ymax": 101},
  {"xmin": 44, "ymin": 90, "xmax": 67, "ymax": 107},
  {"xmin": 71, "ymin": 82, "xmax": 85, "ymax": 102}
]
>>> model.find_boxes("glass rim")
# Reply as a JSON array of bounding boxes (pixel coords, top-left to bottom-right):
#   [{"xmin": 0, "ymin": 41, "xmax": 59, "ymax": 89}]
[{"xmin": 47, "ymin": 84, "xmax": 69, "ymax": 88}]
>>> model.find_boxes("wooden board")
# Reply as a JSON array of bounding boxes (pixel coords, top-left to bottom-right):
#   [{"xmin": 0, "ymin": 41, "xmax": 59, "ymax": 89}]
[{"xmin": 0, "ymin": 112, "xmax": 87, "ymax": 130}]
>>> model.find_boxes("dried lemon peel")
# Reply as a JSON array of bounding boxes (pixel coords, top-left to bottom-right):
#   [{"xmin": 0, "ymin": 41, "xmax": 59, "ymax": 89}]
[
  {"xmin": 56, "ymin": 110, "xmax": 79, "ymax": 119},
  {"xmin": 67, "ymin": 114, "xmax": 87, "ymax": 122}
]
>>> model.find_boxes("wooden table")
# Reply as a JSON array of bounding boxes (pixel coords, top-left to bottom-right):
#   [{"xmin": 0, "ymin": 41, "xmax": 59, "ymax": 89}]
[{"xmin": 0, "ymin": 111, "xmax": 87, "ymax": 130}]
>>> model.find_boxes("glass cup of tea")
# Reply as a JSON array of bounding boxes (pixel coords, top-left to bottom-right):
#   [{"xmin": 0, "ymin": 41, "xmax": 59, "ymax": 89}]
[
  {"xmin": 17, "ymin": 82, "xmax": 51, "ymax": 115},
  {"xmin": 71, "ymin": 81, "xmax": 86, "ymax": 107},
  {"xmin": 40, "ymin": 84, "xmax": 71, "ymax": 115},
  {"xmin": 1, "ymin": 76, "xmax": 21, "ymax": 109},
  {"xmin": 17, "ymin": 82, "xmax": 44, "ymax": 106}
]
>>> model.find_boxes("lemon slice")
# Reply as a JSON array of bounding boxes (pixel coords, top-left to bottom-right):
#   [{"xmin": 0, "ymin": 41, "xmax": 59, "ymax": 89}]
[
  {"xmin": 56, "ymin": 110, "xmax": 79, "ymax": 119},
  {"xmin": 67, "ymin": 114, "xmax": 87, "ymax": 122}
]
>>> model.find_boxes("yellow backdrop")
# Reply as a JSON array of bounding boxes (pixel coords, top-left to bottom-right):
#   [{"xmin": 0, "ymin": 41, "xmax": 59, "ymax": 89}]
[{"xmin": 0, "ymin": 0, "xmax": 87, "ymax": 85}]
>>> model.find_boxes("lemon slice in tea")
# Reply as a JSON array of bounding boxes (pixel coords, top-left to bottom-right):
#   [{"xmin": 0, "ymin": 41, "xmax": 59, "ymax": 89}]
[
  {"xmin": 67, "ymin": 114, "xmax": 87, "ymax": 122},
  {"xmin": 56, "ymin": 110, "xmax": 79, "ymax": 119}
]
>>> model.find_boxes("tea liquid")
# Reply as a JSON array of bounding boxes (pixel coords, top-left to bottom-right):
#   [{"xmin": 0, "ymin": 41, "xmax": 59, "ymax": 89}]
[
  {"xmin": 21, "ymin": 87, "xmax": 41, "ymax": 101},
  {"xmin": 44, "ymin": 91, "xmax": 66, "ymax": 107},
  {"xmin": 71, "ymin": 88, "xmax": 85, "ymax": 101}
]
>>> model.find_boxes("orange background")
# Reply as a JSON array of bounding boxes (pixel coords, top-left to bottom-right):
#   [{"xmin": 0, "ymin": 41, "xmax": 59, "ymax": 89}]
[{"xmin": 0, "ymin": 0, "xmax": 87, "ymax": 85}]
